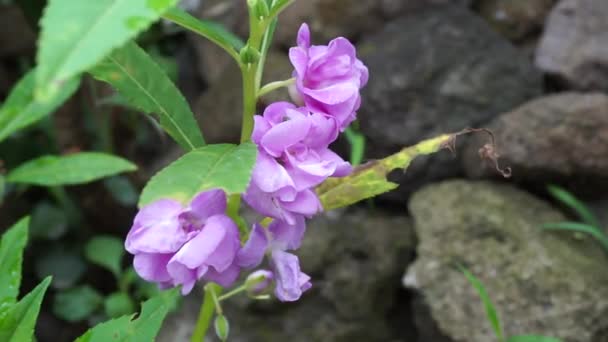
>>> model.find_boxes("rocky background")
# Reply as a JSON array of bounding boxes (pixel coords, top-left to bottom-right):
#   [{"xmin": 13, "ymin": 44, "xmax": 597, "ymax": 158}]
[{"xmin": 2, "ymin": 0, "xmax": 608, "ymax": 341}]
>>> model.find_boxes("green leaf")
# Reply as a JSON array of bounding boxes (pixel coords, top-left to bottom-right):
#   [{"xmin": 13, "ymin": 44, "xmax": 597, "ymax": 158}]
[
  {"xmin": 542, "ymin": 222, "xmax": 608, "ymax": 252},
  {"xmin": 507, "ymin": 336, "xmax": 562, "ymax": 342},
  {"xmin": 103, "ymin": 176, "xmax": 138, "ymax": 206},
  {"xmin": 0, "ymin": 217, "xmax": 29, "ymax": 310},
  {"xmin": 459, "ymin": 266, "xmax": 504, "ymax": 342},
  {"xmin": 547, "ymin": 185, "xmax": 601, "ymax": 228},
  {"xmin": 0, "ymin": 69, "xmax": 80, "ymax": 144},
  {"xmin": 35, "ymin": 248, "xmax": 86, "ymax": 289},
  {"xmin": 30, "ymin": 202, "xmax": 68, "ymax": 240},
  {"xmin": 36, "ymin": 0, "xmax": 179, "ymax": 98},
  {"xmin": 53, "ymin": 286, "xmax": 103, "ymax": 322},
  {"xmin": 316, "ymin": 134, "xmax": 451, "ymax": 211},
  {"xmin": 7, "ymin": 152, "xmax": 136, "ymax": 186},
  {"xmin": 85, "ymin": 236, "xmax": 125, "ymax": 277},
  {"xmin": 344, "ymin": 126, "xmax": 366, "ymax": 166},
  {"xmin": 89, "ymin": 41, "xmax": 205, "ymax": 151},
  {"xmin": 268, "ymin": 0, "xmax": 294, "ymax": 19},
  {"xmin": 139, "ymin": 143, "xmax": 257, "ymax": 206},
  {"xmin": 0, "ymin": 277, "xmax": 52, "ymax": 342},
  {"xmin": 104, "ymin": 292, "xmax": 135, "ymax": 318},
  {"xmin": 75, "ymin": 288, "xmax": 180, "ymax": 342},
  {"xmin": 162, "ymin": 7, "xmax": 243, "ymax": 62}
]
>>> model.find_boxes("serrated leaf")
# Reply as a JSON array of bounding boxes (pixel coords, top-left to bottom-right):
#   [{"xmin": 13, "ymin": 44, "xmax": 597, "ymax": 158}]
[
  {"xmin": 0, "ymin": 277, "xmax": 52, "ymax": 342},
  {"xmin": 163, "ymin": 7, "xmax": 243, "ymax": 61},
  {"xmin": 7, "ymin": 152, "xmax": 136, "ymax": 186},
  {"xmin": 0, "ymin": 69, "xmax": 80, "ymax": 144},
  {"xmin": 316, "ymin": 134, "xmax": 450, "ymax": 210},
  {"xmin": 53, "ymin": 286, "xmax": 103, "ymax": 322},
  {"xmin": 104, "ymin": 292, "xmax": 135, "ymax": 318},
  {"xmin": 547, "ymin": 185, "xmax": 601, "ymax": 228},
  {"xmin": 0, "ymin": 217, "xmax": 29, "ymax": 310},
  {"xmin": 75, "ymin": 288, "xmax": 179, "ymax": 342},
  {"xmin": 139, "ymin": 143, "xmax": 257, "ymax": 206},
  {"xmin": 36, "ymin": 0, "xmax": 179, "ymax": 98},
  {"xmin": 542, "ymin": 222, "xmax": 608, "ymax": 252},
  {"xmin": 507, "ymin": 335, "xmax": 562, "ymax": 342},
  {"xmin": 85, "ymin": 236, "xmax": 124, "ymax": 277},
  {"xmin": 89, "ymin": 41, "xmax": 205, "ymax": 150},
  {"xmin": 459, "ymin": 266, "xmax": 504, "ymax": 342}
]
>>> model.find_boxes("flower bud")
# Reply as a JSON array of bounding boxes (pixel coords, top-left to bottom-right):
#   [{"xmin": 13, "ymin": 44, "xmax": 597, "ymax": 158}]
[
  {"xmin": 245, "ymin": 270, "xmax": 274, "ymax": 297},
  {"xmin": 247, "ymin": 0, "xmax": 270, "ymax": 19},
  {"xmin": 239, "ymin": 45, "xmax": 261, "ymax": 65},
  {"xmin": 214, "ymin": 314, "xmax": 230, "ymax": 341}
]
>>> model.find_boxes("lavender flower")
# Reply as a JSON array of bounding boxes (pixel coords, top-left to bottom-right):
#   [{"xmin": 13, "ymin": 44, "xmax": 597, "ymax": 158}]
[
  {"xmin": 237, "ymin": 218, "xmax": 311, "ymax": 302},
  {"xmin": 289, "ymin": 23, "xmax": 369, "ymax": 131},
  {"xmin": 125, "ymin": 189, "xmax": 241, "ymax": 295}
]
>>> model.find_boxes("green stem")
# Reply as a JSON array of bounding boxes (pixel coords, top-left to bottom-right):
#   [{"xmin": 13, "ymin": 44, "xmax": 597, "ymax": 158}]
[
  {"xmin": 218, "ymin": 285, "xmax": 247, "ymax": 301},
  {"xmin": 258, "ymin": 78, "xmax": 295, "ymax": 97},
  {"xmin": 191, "ymin": 284, "xmax": 223, "ymax": 342},
  {"xmin": 240, "ymin": 63, "xmax": 258, "ymax": 143}
]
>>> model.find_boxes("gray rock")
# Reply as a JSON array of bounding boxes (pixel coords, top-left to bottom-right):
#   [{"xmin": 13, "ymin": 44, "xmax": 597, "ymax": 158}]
[
  {"xmin": 462, "ymin": 93, "xmax": 608, "ymax": 192},
  {"xmin": 535, "ymin": 0, "xmax": 608, "ymax": 91},
  {"xmin": 405, "ymin": 180, "xmax": 608, "ymax": 342},
  {"xmin": 158, "ymin": 208, "xmax": 416, "ymax": 341},
  {"xmin": 357, "ymin": 5, "xmax": 542, "ymax": 200},
  {"xmin": 476, "ymin": 0, "xmax": 555, "ymax": 42}
]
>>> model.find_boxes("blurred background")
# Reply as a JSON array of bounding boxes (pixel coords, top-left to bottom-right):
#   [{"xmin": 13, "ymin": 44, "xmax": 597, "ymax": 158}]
[{"xmin": 1, "ymin": 0, "xmax": 608, "ymax": 341}]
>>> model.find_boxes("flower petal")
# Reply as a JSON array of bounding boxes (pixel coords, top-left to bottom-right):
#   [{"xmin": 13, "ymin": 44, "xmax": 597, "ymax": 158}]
[
  {"xmin": 251, "ymin": 152, "xmax": 295, "ymax": 193},
  {"xmin": 281, "ymin": 189, "xmax": 322, "ymax": 217},
  {"xmin": 269, "ymin": 216, "xmax": 306, "ymax": 251},
  {"xmin": 237, "ymin": 223, "xmax": 269, "ymax": 268},
  {"xmin": 133, "ymin": 253, "xmax": 172, "ymax": 283},
  {"xmin": 203, "ymin": 263, "xmax": 240, "ymax": 287},
  {"xmin": 297, "ymin": 23, "xmax": 310, "ymax": 49},
  {"xmin": 188, "ymin": 189, "xmax": 227, "ymax": 222},
  {"xmin": 271, "ymin": 250, "xmax": 310, "ymax": 302}
]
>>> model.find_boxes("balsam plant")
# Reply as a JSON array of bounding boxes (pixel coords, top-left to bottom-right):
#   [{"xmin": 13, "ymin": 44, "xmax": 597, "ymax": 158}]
[
  {"xmin": 542, "ymin": 185, "xmax": 608, "ymax": 251},
  {"xmin": 460, "ymin": 266, "xmax": 561, "ymax": 342},
  {"xmin": 0, "ymin": 0, "xmax": 512, "ymax": 340}
]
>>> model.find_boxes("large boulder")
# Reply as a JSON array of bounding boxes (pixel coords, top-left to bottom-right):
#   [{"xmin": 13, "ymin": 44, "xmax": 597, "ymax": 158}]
[
  {"xmin": 535, "ymin": 0, "xmax": 608, "ymax": 91},
  {"xmin": 357, "ymin": 5, "xmax": 543, "ymax": 201},
  {"xmin": 463, "ymin": 93, "xmax": 608, "ymax": 194},
  {"xmin": 158, "ymin": 208, "xmax": 416, "ymax": 341},
  {"xmin": 476, "ymin": 0, "xmax": 555, "ymax": 42},
  {"xmin": 405, "ymin": 180, "xmax": 608, "ymax": 342}
]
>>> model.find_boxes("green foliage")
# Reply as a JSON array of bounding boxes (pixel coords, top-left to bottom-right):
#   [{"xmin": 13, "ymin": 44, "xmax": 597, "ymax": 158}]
[
  {"xmin": 542, "ymin": 222, "xmax": 608, "ymax": 251},
  {"xmin": 36, "ymin": 0, "xmax": 179, "ymax": 99},
  {"xmin": 139, "ymin": 143, "xmax": 257, "ymax": 206},
  {"xmin": 214, "ymin": 314, "xmax": 229, "ymax": 341},
  {"xmin": 75, "ymin": 288, "xmax": 180, "ymax": 342},
  {"xmin": 507, "ymin": 335, "xmax": 562, "ymax": 342},
  {"xmin": 103, "ymin": 176, "xmax": 139, "ymax": 206},
  {"xmin": 35, "ymin": 248, "xmax": 86, "ymax": 289},
  {"xmin": 30, "ymin": 202, "xmax": 68, "ymax": 240},
  {"xmin": 7, "ymin": 152, "xmax": 136, "ymax": 186},
  {"xmin": 104, "ymin": 292, "xmax": 135, "ymax": 318},
  {"xmin": 0, "ymin": 69, "xmax": 80, "ymax": 144},
  {"xmin": 89, "ymin": 41, "xmax": 205, "ymax": 151},
  {"xmin": 53, "ymin": 286, "xmax": 103, "ymax": 322},
  {"xmin": 344, "ymin": 126, "xmax": 365, "ymax": 166},
  {"xmin": 317, "ymin": 134, "xmax": 451, "ymax": 210},
  {"xmin": 0, "ymin": 218, "xmax": 29, "ymax": 310},
  {"xmin": 0, "ymin": 277, "xmax": 52, "ymax": 342},
  {"xmin": 547, "ymin": 185, "xmax": 601, "ymax": 228},
  {"xmin": 163, "ymin": 8, "xmax": 244, "ymax": 62},
  {"xmin": 85, "ymin": 236, "xmax": 125, "ymax": 278}
]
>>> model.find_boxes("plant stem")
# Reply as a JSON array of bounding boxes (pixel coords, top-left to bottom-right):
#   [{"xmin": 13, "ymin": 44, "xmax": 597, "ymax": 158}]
[
  {"xmin": 240, "ymin": 63, "xmax": 258, "ymax": 143},
  {"xmin": 258, "ymin": 77, "xmax": 295, "ymax": 97},
  {"xmin": 191, "ymin": 284, "xmax": 223, "ymax": 342},
  {"xmin": 218, "ymin": 284, "xmax": 247, "ymax": 301}
]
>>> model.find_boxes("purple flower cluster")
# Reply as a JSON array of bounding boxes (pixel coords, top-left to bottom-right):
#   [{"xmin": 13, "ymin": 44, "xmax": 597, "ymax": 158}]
[{"xmin": 125, "ymin": 23, "xmax": 367, "ymax": 302}]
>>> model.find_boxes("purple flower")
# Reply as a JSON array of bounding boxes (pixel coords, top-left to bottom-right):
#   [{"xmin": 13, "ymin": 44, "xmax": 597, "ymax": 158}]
[
  {"xmin": 237, "ymin": 218, "xmax": 311, "ymax": 302},
  {"xmin": 289, "ymin": 23, "xmax": 369, "ymax": 131},
  {"xmin": 125, "ymin": 189, "xmax": 241, "ymax": 295}
]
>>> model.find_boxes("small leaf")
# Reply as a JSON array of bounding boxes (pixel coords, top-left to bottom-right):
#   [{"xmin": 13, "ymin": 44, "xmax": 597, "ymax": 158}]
[
  {"xmin": 316, "ymin": 134, "xmax": 450, "ymax": 210},
  {"xmin": 542, "ymin": 222, "xmax": 608, "ymax": 252},
  {"xmin": 53, "ymin": 286, "xmax": 103, "ymax": 322},
  {"xmin": 75, "ymin": 288, "xmax": 180, "ymax": 342},
  {"xmin": 0, "ymin": 217, "xmax": 29, "ymax": 310},
  {"xmin": 35, "ymin": 248, "xmax": 86, "ymax": 289},
  {"xmin": 507, "ymin": 335, "xmax": 562, "ymax": 342},
  {"xmin": 89, "ymin": 41, "xmax": 205, "ymax": 151},
  {"xmin": 7, "ymin": 152, "xmax": 136, "ymax": 186},
  {"xmin": 30, "ymin": 202, "xmax": 68, "ymax": 240},
  {"xmin": 104, "ymin": 292, "xmax": 135, "ymax": 318},
  {"xmin": 139, "ymin": 143, "xmax": 257, "ymax": 206},
  {"xmin": 162, "ymin": 7, "xmax": 243, "ymax": 62},
  {"xmin": 344, "ymin": 126, "xmax": 366, "ymax": 166},
  {"xmin": 0, "ymin": 69, "xmax": 79, "ymax": 144},
  {"xmin": 85, "ymin": 236, "xmax": 125, "ymax": 277},
  {"xmin": 214, "ymin": 314, "xmax": 229, "ymax": 341},
  {"xmin": 459, "ymin": 266, "xmax": 504, "ymax": 342},
  {"xmin": 103, "ymin": 176, "xmax": 138, "ymax": 206},
  {"xmin": 0, "ymin": 277, "xmax": 52, "ymax": 342},
  {"xmin": 36, "ymin": 0, "xmax": 179, "ymax": 98},
  {"xmin": 547, "ymin": 185, "xmax": 601, "ymax": 228}
]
